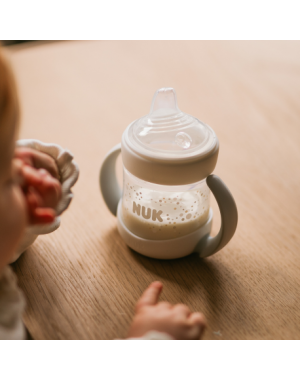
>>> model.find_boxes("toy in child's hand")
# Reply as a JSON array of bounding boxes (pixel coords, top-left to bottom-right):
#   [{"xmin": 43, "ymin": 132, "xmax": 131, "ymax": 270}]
[
  {"xmin": 127, "ymin": 281, "xmax": 206, "ymax": 340},
  {"xmin": 11, "ymin": 139, "xmax": 79, "ymax": 262},
  {"xmin": 13, "ymin": 147, "xmax": 62, "ymax": 225}
]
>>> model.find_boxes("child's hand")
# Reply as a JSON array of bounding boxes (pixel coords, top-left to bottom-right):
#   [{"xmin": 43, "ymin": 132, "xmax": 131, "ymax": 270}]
[
  {"xmin": 127, "ymin": 282, "xmax": 206, "ymax": 339},
  {"xmin": 13, "ymin": 148, "xmax": 62, "ymax": 225},
  {"xmin": 14, "ymin": 147, "xmax": 60, "ymax": 180}
]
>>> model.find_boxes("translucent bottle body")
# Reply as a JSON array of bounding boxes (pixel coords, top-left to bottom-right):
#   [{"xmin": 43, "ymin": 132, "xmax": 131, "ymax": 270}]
[{"xmin": 122, "ymin": 168, "xmax": 210, "ymax": 240}]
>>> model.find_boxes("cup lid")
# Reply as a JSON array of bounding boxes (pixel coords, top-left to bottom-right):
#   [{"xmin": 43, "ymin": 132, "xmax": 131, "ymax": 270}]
[
  {"xmin": 127, "ymin": 87, "xmax": 218, "ymax": 161},
  {"xmin": 121, "ymin": 88, "xmax": 219, "ymax": 185}
]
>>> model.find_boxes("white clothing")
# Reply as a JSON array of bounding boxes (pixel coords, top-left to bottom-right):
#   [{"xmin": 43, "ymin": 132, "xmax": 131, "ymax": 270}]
[{"xmin": 0, "ymin": 266, "xmax": 26, "ymax": 340}]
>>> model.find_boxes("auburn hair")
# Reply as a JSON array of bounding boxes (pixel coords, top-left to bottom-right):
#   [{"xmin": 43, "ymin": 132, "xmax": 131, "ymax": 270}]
[{"xmin": 0, "ymin": 48, "xmax": 20, "ymax": 150}]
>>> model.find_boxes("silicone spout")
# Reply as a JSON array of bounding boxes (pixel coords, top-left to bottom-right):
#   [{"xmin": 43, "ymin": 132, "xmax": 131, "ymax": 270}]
[{"xmin": 150, "ymin": 88, "xmax": 180, "ymax": 116}]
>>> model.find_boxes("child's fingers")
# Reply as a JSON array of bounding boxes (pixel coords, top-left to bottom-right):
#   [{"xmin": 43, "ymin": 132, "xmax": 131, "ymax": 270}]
[
  {"xmin": 22, "ymin": 166, "xmax": 62, "ymax": 209},
  {"xmin": 11, "ymin": 158, "xmax": 25, "ymax": 186},
  {"xmin": 172, "ymin": 304, "xmax": 192, "ymax": 318},
  {"xmin": 21, "ymin": 165, "xmax": 43, "ymax": 188},
  {"xmin": 30, "ymin": 207, "xmax": 56, "ymax": 225},
  {"xmin": 14, "ymin": 148, "xmax": 34, "ymax": 167},
  {"xmin": 189, "ymin": 312, "xmax": 206, "ymax": 327},
  {"xmin": 26, "ymin": 187, "xmax": 43, "ymax": 209},
  {"xmin": 25, "ymin": 184, "xmax": 58, "ymax": 226},
  {"xmin": 35, "ymin": 173, "xmax": 62, "ymax": 208},
  {"xmin": 135, "ymin": 281, "xmax": 163, "ymax": 311},
  {"xmin": 15, "ymin": 147, "xmax": 60, "ymax": 180},
  {"xmin": 188, "ymin": 312, "xmax": 207, "ymax": 339},
  {"xmin": 32, "ymin": 151, "xmax": 60, "ymax": 180}
]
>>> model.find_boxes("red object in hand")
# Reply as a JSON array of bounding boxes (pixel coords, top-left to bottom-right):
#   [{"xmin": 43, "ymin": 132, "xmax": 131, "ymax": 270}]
[{"xmin": 13, "ymin": 149, "xmax": 62, "ymax": 225}]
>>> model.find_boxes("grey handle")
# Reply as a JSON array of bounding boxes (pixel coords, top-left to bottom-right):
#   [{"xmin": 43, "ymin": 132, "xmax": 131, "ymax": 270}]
[
  {"xmin": 195, "ymin": 174, "xmax": 238, "ymax": 258},
  {"xmin": 99, "ymin": 143, "xmax": 122, "ymax": 216}
]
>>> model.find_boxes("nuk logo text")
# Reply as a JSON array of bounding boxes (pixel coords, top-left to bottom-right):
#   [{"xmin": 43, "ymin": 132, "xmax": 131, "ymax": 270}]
[{"xmin": 132, "ymin": 201, "xmax": 163, "ymax": 222}]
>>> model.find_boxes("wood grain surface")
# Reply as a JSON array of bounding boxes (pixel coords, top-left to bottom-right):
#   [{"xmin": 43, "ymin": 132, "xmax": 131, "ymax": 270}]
[{"xmin": 6, "ymin": 41, "xmax": 300, "ymax": 339}]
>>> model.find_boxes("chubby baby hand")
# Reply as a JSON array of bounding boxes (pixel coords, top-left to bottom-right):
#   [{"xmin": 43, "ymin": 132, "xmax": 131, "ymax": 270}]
[
  {"xmin": 13, "ymin": 148, "xmax": 62, "ymax": 225},
  {"xmin": 127, "ymin": 281, "xmax": 206, "ymax": 340}
]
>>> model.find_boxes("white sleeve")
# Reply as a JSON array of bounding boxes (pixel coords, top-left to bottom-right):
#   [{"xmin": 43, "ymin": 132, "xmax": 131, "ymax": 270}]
[{"xmin": 0, "ymin": 266, "xmax": 26, "ymax": 340}]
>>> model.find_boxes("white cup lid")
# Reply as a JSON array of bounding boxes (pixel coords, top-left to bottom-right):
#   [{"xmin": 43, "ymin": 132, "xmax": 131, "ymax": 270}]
[
  {"xmin": 122, "ymin": 88, "xmax": 219, "ymax": 185},
  {"xmin": 127, "ymin": 87, "xmax": 218, "ymax": 161}
]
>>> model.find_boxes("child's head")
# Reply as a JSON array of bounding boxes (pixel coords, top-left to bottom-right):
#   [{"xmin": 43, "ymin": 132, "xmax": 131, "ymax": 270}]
[{"xmin": 0, "ymin": 49, "xmax": 27, "ymax": 269}]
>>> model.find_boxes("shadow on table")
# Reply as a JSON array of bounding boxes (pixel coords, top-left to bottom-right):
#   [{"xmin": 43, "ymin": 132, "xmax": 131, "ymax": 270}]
[
  {"xmin": 130, "ymin": 246, "xmax": 219, "ymax": 283},
  {"xmin": 128, "ymin": 243, "xmax": 261, "ymax": 339},
  {"xmin": 101, "ymin": 226, "xmax": 260, "ymax": 339},
  {"xmin": 102, "ymin": 226, "xmax": 225, "ymax": 313},
  {"xmin": 131, "ymin": 247, "xmax": 223, "ymax": 308}
]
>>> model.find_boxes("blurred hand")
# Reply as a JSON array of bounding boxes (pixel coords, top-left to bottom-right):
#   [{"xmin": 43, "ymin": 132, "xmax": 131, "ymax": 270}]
[
  {"xmin": 127, "ymin": 281, "xmax": 206, "ymax": 340},
  {"xmin": 14, "ymin": 147, "xmax": 60, "ymax": 180},
  {"xmin": 13, "ymin": 148, "xmax": 62, "ymax": 225}
]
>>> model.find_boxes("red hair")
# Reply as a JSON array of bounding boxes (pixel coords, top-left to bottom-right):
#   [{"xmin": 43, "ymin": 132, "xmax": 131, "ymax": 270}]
[{"xmin": 0, "ymin": 48, "xmax": 20, "ymax": 162}]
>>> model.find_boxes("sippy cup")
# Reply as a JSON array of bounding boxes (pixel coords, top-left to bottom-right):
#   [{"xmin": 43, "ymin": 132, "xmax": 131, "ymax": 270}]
[{"xmin": 100, "ymin": 88, "xmax": 238, "ymax": 259}]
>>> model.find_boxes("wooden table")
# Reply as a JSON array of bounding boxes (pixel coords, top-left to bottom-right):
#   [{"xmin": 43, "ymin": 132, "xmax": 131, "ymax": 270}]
[{"xmin": 7, "ymin": 41, "xmax": 300, "ymax": 339}]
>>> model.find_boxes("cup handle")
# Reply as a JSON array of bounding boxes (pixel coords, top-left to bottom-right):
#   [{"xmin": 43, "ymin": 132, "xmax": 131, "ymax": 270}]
[
  {"xmin": 99, "ymin": 143, "xmax": 122, "ymax": 216},
  {"xmin": 195, "ymin": 174, "xmax": 238, "ymax": 258}
]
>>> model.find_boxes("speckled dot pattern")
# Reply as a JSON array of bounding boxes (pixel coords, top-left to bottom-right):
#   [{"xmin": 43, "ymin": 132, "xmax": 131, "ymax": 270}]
[{"xmin": 122, "ymin": 173, "xmax": 210, "ymax": 240}]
